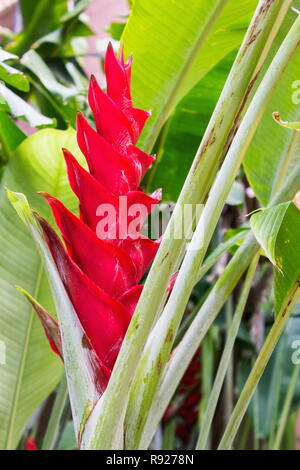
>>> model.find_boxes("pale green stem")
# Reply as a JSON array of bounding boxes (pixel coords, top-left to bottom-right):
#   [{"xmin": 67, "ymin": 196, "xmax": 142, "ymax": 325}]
[
  {"xmin": 197, "ymin": 231, "xmax": 246, "ymax": 281},
  {"xmin": 238, "ymin": 418, "xmax": 251, "ymax": 450},
  {"xmin": 197, "ymin": 254, "xmax": 259, "ymax": 450},
  {"xmin": 41, "ymin": 375, "xmax": 68, "ymax": 450},
  {"xmin": 162, "ymin": 419, "xmax": 176, "ymax": 450},
  {"xmin": 218, "ymin": 283, "xmax": 300, "ymax": 450},
  {"xmin": 273, "ymin": 362, "xmax": 300, "ymax": 450},
  {"xmin": 199, "ymin": 329, "xmax": 215, "ymax": 449},
  {"xmin": 138, "ymin": 163, "xmax": 300, "ymax": 449},
  {"xmin": 125, "ymin": 6, "xmax": 300, "ymax": 449}
]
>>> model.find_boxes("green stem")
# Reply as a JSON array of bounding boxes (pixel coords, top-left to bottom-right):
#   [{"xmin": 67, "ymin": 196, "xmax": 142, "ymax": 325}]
[
  {"xmin": 162, "ymin": 419, "xmax": 176, "ymax": 450},
  {"xmin": 41, "ymin": 375, "xmax": 68, "ymax": 450},
  {"xmin": 138, "ymin": 163, "xmax": 300, "ymax": 450},
  {"xmin": 224, "ymin": 297, "xmax": 234, "ymax": 425},
  {"xmin": 252, "ymin": 379, "xmax": 260, "ymax": 450},
  {"xmin": 218, "ymin": 283, "xmax": 300, "ymax": 450},
  {"xmin": 273, "ymin": 362, "xmax": 300, "ymax": 450},
  {"xmin": 125, "ymin": 4, "xmax": 300, "ymax": 450},
  {"xmin": 199, "ymin": 329, "xmax": 215, "ymax": 449},
  {"xmin": 196, "ymin": 254, "xmax": 259, "ymax": 449},
  {"xmin": 238, "ymin": 417, "xmax": 251, "ymax": 450}
]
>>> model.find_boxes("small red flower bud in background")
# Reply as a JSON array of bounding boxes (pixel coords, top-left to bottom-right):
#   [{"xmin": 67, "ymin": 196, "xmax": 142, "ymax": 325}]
[{"xmin": 25, "ymin": 437, "xmax": 38, "ymax": 450}]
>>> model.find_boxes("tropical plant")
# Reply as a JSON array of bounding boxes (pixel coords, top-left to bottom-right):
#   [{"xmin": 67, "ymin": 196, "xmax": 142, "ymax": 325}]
[{"xmin": 0, "ymin": 0, "xmax": 300, "ymax": 451}]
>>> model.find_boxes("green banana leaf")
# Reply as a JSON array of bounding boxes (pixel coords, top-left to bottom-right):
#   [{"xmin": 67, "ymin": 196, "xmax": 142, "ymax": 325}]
[
  {"xmin": 121, "ymin": 0, "xmax": 257, "ymax": 151},
  {"xmin": 244, "ymin": 6, "xmax": 300, "ymax": 206}
]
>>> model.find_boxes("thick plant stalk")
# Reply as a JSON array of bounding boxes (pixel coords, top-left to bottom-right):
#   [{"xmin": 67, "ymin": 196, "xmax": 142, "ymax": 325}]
[
  {"xmin": 124, "ymin": 6, "xmax": 300, "ymax": 449},
  {"xmin": 196, "ymin": 254, "xmax": 259, "ymax": 449},
  {"xmin": 41, "ymin": 375, "xmax": 68, "ymax": 450},
  {"xmin": 218, "ymin": 282, "xmax": 300, "ymax": 449},
  {"xmin": 138, "ymin": 163, "xmax": 300, "ymax": 449}
]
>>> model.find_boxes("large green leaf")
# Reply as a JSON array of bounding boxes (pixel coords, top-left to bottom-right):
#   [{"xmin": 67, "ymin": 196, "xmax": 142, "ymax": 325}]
[
  {"xmin": 244, "ymin": 6, "xmax": 300, "ymax": 206},
  {"xmin": 146, "ymin": 51, "xmax": 236, "ymax": 200},
  {"xmin": 250, "ymin": 201, "xmax": 300, "ymax": 314},
  {"xmin": 122, "ymin": 0, "xmax": 257, "ymax": 150},
  {"xmin": 0, "ymin": 128, "xmax": 84, "ymax": 449}
]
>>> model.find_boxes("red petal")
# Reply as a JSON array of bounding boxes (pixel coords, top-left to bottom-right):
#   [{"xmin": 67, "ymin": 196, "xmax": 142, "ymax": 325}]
[
  {"xmin": 88, "ymin": 75, "xmax": 133, "ymax": 149},
  {"xmin": 120, "ymin": 237, "xmax": 160, "ymax": 282},
  {"xmin": 104, "ymin": 45, "xmax": 151, "ymax": 142},
  {"xmin": 105, "ymin": 42, "xmax": 131, "ymax": 107},
  {"xmin": 64, "ymin": 149, "xmax": 161, "ymax": 241},
  {"xmin": 63, "ymin": 148, "xmax": 119, "ymax": 235},
  {"xmin": 126, "ymin": 107, "xmax": 151, "ymax": 143},
  {"xmin": 118, "ymin": 285, "xmax": 143, "ymax": 316},
  {"xmin": 38, "ymin": 216, "xmax": 131, "ymax": 371},
  {"xmin": 119, "ymin": 43, "xmax": 132, "ymax": 83},
  {"xmin": 33, "ymin": 302, "xmax": 62, "ymax": 358},
  {"xmin": 76, "ymin": 112, "xmax": 138, "ymax": 194},
  {"xmin": 25, "ymin": 438, "xmax": 38, "ymax": 451},
  {"xmin": 126, "ymin": 144, "xmax": 155, "ymax": 182},
  {"xmin": 42, "ymin": 194, "xmax": 138, "ymax": 296}
]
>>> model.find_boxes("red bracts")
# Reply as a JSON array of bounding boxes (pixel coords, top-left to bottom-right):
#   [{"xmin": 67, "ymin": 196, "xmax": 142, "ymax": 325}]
[{"xmin": 40, "ymin": 44, "xmax": 161, "ymax": 391}]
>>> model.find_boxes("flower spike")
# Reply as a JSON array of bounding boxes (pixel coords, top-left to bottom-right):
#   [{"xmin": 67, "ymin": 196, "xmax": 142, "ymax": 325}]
[{"xmin": 39, "ymin": 45, "xmax": 162, "ymax": 392}]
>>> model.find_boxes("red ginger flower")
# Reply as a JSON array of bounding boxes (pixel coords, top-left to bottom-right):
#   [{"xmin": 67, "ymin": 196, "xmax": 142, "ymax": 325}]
[{"xmin": 40, "ymin": 44, "xmax": 161, "ymax": 392}]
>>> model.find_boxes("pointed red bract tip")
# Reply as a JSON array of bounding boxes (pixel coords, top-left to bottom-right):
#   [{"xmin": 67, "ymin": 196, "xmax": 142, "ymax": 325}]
[{"xmin": 25, "ymin": 437, "xmax": 38, "ymax": 450}]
